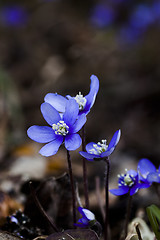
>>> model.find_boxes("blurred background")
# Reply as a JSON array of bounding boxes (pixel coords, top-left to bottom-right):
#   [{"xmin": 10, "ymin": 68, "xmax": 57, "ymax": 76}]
[
  {"xmin": 0, "ymin": 0, "xmax": 160, "ymax": 163},
  {"xmin": 0, "ymin": 0, "xmax": 160, "ymax": 237}
]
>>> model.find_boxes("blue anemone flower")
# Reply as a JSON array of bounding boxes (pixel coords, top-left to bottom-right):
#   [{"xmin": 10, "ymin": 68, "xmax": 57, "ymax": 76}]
[
  {"xmin": 89, "ymin": 3, "xmax": 115, "ymax": 28},
  {"xmin": 110, "ymin": 169, "xmax": 146, "ymax": 196},
  {"xmin": 27, "ymin": 99, "xmax": 86, "ymax": 157},
  {"xmin": 0, "ymin": 5, "xmax": 28, "ymax": 27},
  {"xmin": 75, "ymin": 207, "xmax": 96, "ymax": 228},
  {"xmin": 79, "ymin": 129, "xmax": 121, "ymax": 161},
  {"xmin": 44, "ymin": 75, "xmax": 99, "ymax": 116},
  {"xmin": 138, "ymin": 158, "xmax": 160, "ymax": 184}
]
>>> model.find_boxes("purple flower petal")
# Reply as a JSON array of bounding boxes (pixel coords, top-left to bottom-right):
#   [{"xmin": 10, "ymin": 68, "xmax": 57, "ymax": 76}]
[
  {"xmin": 100, "ymin": 147, "xmax": 115, "ymax": 158},
  {"xmin": 130, "ymin": 184, "xmax": 139, "ymax": 195},
  {"xmin": 65, "ymin": 133, "xmax": 82, "ymax": 151},
  {"xmin": 108, "ymin": 129, "xmax": 121, "ymax": 150},
  {"xmin": 147, "ymin": 172, "xmax": 160, "ymax": 183},
  {"xmin": 63, "ymin": 99, "xmax": 79, "ymax": 126},
  {"xmin": 85, "ymin": 75, "xmax": 99, "ymax": 113},
  {"xmin": 71, "ymin": 114, "xmax": 87, "ymax": 133},
  {"xmin": 27, "ymin": 125, "xmax": 56, "ymax": 143},
  {"xmin": 79, "ymin": 151, "xmax": 98, "ymax": 161},
  {"xmin": 39, "ymin": 136, "xmax": 63, "ymax": 156},
  {"xmin": 109, "ymin": 186, "xmax": 129, "ymax": 196},
  {"xmin": 40, "ymin": 102, "xmax": 61, "ymax": 126},
  {"xmin": 44, "ymin": 93, "xmax": 67, "ymax": 113},
  {"xmin": 138, "ymin": 158, "xmax": 156, "ymax": 178},
  {"xmin": 86, "ymin": 142, "xmax": 97, "ymax": 153}
]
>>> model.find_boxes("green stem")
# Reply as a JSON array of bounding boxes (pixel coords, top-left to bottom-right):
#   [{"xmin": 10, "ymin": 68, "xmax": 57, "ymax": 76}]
[{"xmin": 67, "ymin": 150, "xmax": 77, "ymax": 226}]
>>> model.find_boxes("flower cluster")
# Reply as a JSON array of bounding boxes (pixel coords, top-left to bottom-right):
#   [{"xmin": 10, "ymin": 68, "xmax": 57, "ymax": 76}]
[
  {"xmin": 109, "ymin": 158, "xmax": 158, "ymax": 196},
  {"xmin": 110, "ymin": 169, "xmax": 150, "ymax": 196},
  {"xmin": 27, "ymin": 75, "xmax": 99, "ymax": 156}
]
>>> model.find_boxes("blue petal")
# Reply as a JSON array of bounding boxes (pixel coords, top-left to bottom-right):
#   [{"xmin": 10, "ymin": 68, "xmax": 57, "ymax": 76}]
[
  {"xmin": 137, "ymin": 158, "xmax": 156, "ymax": 178},
  {"xmin": 65, "ymin": 133, "xmax": 82, "ymax": 151},
  {"xmin": 101, "ymin": 130, "xmax": 121, "ymax": 157},
  {"xmin": 39, "ymin": 136, "xmax": 63, "ymax": 156},
  {"xmin": 71, "ymin": 114, "xmax": 87, "ymax": 133},
  {"xmin": 84, "ymin": 75, "xmax": 99, "ymax": 113},
  {"xmin": 138, "ymin": 182, "xmax": 151, "ymax": 189},
  {"xmin": 79, "ymin": 151, "xmax": 99, "ymax": 161},
  {"xmin": 127, "ymin": 169, "xmax": 138, "ymax": 178},
  {"xmin": 109, "ymin": 186, "xmax": 129, "ymax": 196},
  {"xmin": 108, "ymin": 129, "xmax": 121, "ymax": 150},
  {"xmin": 40, "ymin": 102, "xmax": 61, "ymax": 126},
  {"xmin": 147, "ymin": 172, "xmax": 160, "ymax": 183},
  {"xmin": 100, "ymin": 147, "xmax": 115, "ymax": 158},
  {"xmin": 130, "ymin": 184, "xmax": 139, "ymax": 195},
  {"xmin": 27, "ymin": 126, "xmax": 56, "ymax": 143},
  {"xmin": 63, "ymin": 99, "xmax": 79, "ymax": 126},
  {"xmin": 44, "ymin": 93, "xmax": 67, "ymax": 113},
  {"xmin": 86, "ymin": 142, "xmax": 98, "ymax": 154}
]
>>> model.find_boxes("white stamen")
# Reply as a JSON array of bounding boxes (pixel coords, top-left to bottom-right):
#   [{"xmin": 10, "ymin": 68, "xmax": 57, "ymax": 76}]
[
  {"xmin": 74, "ymin": 92, "xmax": 87, "ymax": 110},
  {"xmin": 89, "ymin": 139, "xmax": 108, "ymax": 155},
  {"xmin": 52, "ymin": 120, "xmax": 69, "ymax": 136}
]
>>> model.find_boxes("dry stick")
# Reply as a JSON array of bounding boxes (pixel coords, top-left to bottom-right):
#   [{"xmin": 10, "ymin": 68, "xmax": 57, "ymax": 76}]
[
  {"xmin": 67, "ymin": 150, "xmax": 77, "ymax": 226},
  {"xmin": 95, "ymin": 176, "xmax": 105, "ymax": 221},
  {"xmin": 104, "ymin": 157, "xmax": 110, "ymax": 240},
  {"xmin": 124, "ymin": 194, "xmax": 133, "ymax": 239},
  {"xmin": 81, "ymin": 125, "xmax": 89, "ymax": 209},
  {"xmin": 29, "ymin": 181, "xmax": 59, "ymax": 232}
]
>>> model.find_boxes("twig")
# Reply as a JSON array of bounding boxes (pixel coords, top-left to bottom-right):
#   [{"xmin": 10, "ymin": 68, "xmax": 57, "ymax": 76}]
[{"xmin": 29, "ymin": 181, "xmax": 59, "ymax": 232}]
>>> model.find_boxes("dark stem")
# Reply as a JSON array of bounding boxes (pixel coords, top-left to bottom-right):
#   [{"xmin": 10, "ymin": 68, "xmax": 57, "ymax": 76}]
[
  {"xmin": 67, "ymin": 150, "xmax": 77, "ymax": 226},
  {"xmin": 29, "ymin": 181, "xmax": 59, "ymax": 232},
  {"xmin": 95, "ymin": 176, "xmax": 105, "ymax": 220},
  {"xmin": 135, "ymin": 223, "xmax": 143, "ymax": 240},
  {"xmin": 124, "ymin": 193, "xmax": 133, "ymax": 238},
  {"xmin": 104, "ymin": 157, "xmax": 110, "ymax": 240},
  {"xmin": 81, "ymin": 125, "xmax": 89, "ymax": 209}
]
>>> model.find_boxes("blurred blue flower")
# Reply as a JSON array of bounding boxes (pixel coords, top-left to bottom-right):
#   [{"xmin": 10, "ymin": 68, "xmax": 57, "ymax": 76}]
[
  {"xmin": 27, "ymin": 99, "xmax": 86, "ymax": 156},
  {"xmin": 89, "ymin": 3, "xmax": 115, "ymax": 28},
  {"xmin": 110, "ymin": 169, "xmax": 148, "ymax": 196},
  {"xmin": 0, "ymin": 5, "xmax": 28, "ymax": 27},
  {"xmin": 138, "ymin": 158, "xmax": 160, "ymax": 184},
  {"xmin": 152, "ymin": 1, "xmax": 160, "ymax": 22},
  {"xmin": 118, "ymin": 24, "xmax": 141, "ymax": 44},
  {"xmin": 75, "ymin": 207, "xmax": 96, "ymax": 228},
  {"xmin": 44, "ymin": 75, "xmax": 99, "ymax": 116},
  {"xmin": 129, "ymin": 4, "xmax": 155, "ymax": 30},
  {"xmin": 79, "ymin": 129, "xmax": 121, "ymax": 161}
]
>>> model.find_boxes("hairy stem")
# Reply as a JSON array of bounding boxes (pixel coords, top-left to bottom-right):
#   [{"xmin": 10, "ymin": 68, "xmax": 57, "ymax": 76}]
[
  {"xmin": 104, "ymin": 157, "xmax": 110, "ymax": 240},
  {"xmin": 81, "ymin": 125, "xmax": 89, "ymax": 209},
  {"xmin": 124, "ymin": 193, "xmax": 133, "ymax": 238},
  {"xmin": 67, "ymin": 150, "xmax": 77, "ymax": 226}
]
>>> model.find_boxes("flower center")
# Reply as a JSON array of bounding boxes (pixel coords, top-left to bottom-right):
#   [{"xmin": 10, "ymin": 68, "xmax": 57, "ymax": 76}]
[
  {"xmin": 52, "ymin": 120, "xmax": 69, "ymax": 136},
  {"xmin": 89, "ymin": 140, "xmax": 108, "ymax": 155},
  {"xmin": 74, "ymin": 92, "xmax": 87, "ymax": 110},
  {"xmin": 118, "ymin": 173, "xmax": 135, "ymax": 187}
]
